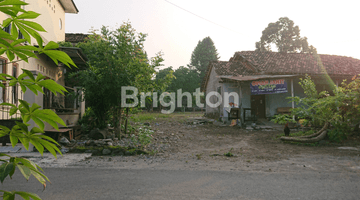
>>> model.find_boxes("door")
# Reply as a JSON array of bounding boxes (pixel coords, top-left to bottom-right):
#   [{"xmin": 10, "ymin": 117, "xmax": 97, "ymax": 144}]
[{"xmin": 251, "ymin": 95, "xmax": 266, "ymax": 118}]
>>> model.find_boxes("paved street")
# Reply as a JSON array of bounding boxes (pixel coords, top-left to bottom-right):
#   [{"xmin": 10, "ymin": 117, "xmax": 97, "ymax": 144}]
[{"xmin": 2, "ymin": 167, "xmax": 359, "ymax": 200}]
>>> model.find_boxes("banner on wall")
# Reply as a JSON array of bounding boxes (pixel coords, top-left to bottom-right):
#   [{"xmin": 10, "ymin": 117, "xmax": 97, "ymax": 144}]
[{"xmin": 250, "ymin": 79, "xmax": 288, "ymax": 95}]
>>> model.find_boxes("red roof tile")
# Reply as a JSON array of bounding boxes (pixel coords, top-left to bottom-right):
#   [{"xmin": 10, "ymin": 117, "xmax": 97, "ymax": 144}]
[
  {"xmin": 232, "ymin": 51, "xmax": 360, "ymax": 76},
  {"xmin": 201, "ymin": 51, "xmax": 360, "ymax": 91}
]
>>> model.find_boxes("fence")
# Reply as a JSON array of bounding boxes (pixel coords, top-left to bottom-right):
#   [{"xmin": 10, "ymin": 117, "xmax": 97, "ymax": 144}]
[
  {"xmin": 0, "ymin": 82, "xmax": 22, "ymax": 120},
  {"xmin": 0, "ymin": 82, "xmax": 82, "ymax": 120}
]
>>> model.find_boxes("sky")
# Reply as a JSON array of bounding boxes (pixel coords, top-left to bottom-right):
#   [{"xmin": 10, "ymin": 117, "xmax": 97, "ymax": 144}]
[{"xmin": 65, "ymin": 0, "xmax": 360, "ymax": 70}]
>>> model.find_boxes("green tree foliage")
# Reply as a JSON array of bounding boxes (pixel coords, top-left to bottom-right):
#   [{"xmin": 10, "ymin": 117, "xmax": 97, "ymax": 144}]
[
  {"xmin": 255, "ymin": 17, "xmax": 313, "ymax": 53},
  {"xmin": 73, "ymin": 23, "xmax": 165, "ymax": 137},
  {"xmin": 154, "ymin": 67, "xmax": 174, "ymax": 93},
  {"xmin": 190, "ymin": 36, "xmax": 219, "ymax": 80},
  {"xmin": 155, "ymin": 66, "xmax": 200, "ymax": 109},
  {"xmin": 289, "ymin": 75, "xmax": 360, "ymax": 142},
  {"xmin": 0, "ymin": 0, "xmax": 76, "ymax": 199},
  {"xmin": 168, "ymin": 66, "xmax": 199, "ymax": 93}
]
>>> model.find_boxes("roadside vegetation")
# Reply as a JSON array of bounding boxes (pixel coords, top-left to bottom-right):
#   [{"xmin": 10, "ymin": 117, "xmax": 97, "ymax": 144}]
[
  {"xmin": 272, "ymin": 74, "xmax": 360, "ymax": 143},
  {"xmin": 0, "ymin": 1, "xmax": 76, "ymax": 199}
]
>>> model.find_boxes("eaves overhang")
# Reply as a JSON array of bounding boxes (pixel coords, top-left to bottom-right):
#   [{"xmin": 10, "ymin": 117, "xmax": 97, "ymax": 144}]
[{"xmin": 58, "ymin": 0, "xmax": 79, "ymax": 14}]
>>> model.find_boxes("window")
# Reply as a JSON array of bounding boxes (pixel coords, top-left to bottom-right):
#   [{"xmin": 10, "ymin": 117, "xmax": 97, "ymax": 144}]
[
  {"xmin": 18, "ymin": 30, "xmax": 24, "ymax": 40},
  {"xmin": 43, "ymin": 87, "xmax": 54, "ymax": 109},
  {"xmin": 3, "ymin": 24, "xmax": 11, "ymax": 34},
  {"xmin": 59, "ymin": 18, "xmax": 62, "ymax": 30},
  {"xmin": 12, "ymin": 64, "xmax": 18, "ymax": 104}
]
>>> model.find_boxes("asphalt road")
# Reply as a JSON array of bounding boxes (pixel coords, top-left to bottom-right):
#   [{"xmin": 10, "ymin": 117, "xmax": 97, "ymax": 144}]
[{"xmin": 1, "ymin": 168, "xmax": 359, "ymax": 200}]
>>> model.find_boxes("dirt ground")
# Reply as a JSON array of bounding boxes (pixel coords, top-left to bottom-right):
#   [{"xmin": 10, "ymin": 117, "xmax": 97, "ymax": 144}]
[{"xmin": 77, "ymin": 112, "xmax": 360, "ymax": 173}]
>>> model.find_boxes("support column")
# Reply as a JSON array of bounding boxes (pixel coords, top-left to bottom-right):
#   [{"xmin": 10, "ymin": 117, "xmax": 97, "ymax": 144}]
[
  {"xmin": 75, "ymin": 87, "xmax": 85, "ymax": 118},
  {"xmin": 291, "ymin": 79, "xmax": 295, "ymax": 121}
]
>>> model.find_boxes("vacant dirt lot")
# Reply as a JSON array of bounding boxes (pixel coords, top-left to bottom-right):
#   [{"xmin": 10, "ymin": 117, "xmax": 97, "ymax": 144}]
[{"xmin": 79, "ymin": 112, "xmax": 360, "ymax": 173}]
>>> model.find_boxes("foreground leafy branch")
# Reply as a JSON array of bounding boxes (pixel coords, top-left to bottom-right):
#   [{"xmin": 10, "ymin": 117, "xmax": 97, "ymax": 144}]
[{"xmin": 0, "ymin": 0, "xmax": 77, "ymax": 199}]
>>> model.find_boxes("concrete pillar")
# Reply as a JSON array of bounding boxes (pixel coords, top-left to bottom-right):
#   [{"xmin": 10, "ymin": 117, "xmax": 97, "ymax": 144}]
[
  {"xmin": 291, "ymin": 79, "xmax": 295, "ymax": 121},
  {"xmin": 75, "ymin": 87, "xmax": 85, "ymax": 118}
]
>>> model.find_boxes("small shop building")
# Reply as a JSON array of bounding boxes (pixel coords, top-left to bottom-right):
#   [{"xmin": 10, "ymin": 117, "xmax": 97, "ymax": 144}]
[{"xmin": 201, "ymin": 51, "xmax": 360, "ymax": 123}]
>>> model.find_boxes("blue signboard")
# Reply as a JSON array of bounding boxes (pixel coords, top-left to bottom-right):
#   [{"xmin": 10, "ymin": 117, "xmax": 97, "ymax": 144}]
[{"xmin": 250, "ymin": 79, "xmax": 288, "ymax": 95}]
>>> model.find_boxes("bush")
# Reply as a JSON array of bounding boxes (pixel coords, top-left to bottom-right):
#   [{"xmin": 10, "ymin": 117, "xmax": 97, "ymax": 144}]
[{"xmin": 271, "ymin": 114, "xmax": 296, "ymax": 125}]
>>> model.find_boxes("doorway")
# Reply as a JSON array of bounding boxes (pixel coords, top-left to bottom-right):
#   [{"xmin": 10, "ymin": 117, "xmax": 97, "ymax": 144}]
[{"xmin": 251, "ymin": 95, "xmax": 266, "ymax": 118}]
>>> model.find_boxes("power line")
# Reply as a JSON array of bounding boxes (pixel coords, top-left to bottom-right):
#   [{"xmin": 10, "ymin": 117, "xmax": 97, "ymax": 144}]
[{"xmin": 164, "ymin": 0, "xmax": 250, "ymax": 37}]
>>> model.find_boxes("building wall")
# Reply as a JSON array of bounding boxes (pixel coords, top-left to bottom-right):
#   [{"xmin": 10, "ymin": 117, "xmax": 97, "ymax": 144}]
[
  {"xmin": 0, "ymin": 0, "xmax": 74, "ymax": 129},
  {"xmin": 0, "ymin": 0, "xmax": 68, "ymax": 78},
  {"xmin": 223, "ymin": 77, "xmax": 306, "ymax": 121},
  {"xmin": 221, "ymin": 82, "xmax": 241, "ymax": 119},
  {"xmin": 26, "ymin": 0, "xmax": 66, "ymax": 44},
  {"xmin": 205, "ymin": 67, "xmax": 222, "ymax": 118},
  {"xmin": 265, "ymin": 77, "xmax": 305, "ymax": 117}
]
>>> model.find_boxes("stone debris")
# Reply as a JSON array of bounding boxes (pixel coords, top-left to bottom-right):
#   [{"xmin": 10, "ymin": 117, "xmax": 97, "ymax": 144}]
[
  {"xmin": 102, "ymin": 148, "xmax": 112, "ymax": 155},
  {"xmin": 59, "ymin": 136, "xmax": 70, "ymax": 145},
  {"xmin": 337, "ymin": 147, "xmax": 360, "ymax": 151}
]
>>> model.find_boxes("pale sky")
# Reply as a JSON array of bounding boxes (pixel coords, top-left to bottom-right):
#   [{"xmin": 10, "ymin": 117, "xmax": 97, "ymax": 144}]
[{"xmin": 65, "ymin": 0, "xmax": 360, "ymax": 70}]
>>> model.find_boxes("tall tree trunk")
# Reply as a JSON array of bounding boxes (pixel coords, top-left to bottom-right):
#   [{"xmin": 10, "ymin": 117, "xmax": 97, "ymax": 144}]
[
  {"xmin": 125, "ymin": 107, "xmax": 129, "ymax": 135},
  {"xmin": 113, "ymin": 107, "xmax": 123, "ymax": 139}
]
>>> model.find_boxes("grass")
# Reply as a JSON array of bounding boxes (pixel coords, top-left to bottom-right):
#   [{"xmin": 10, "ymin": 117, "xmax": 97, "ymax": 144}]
[
  {"xmin": 224, "ymin": 152, "xmax": 234, "ymax": 157},
  {"xmin": 130, "ymin": 112, "xmax": 170, "ymax": 122},
  {"xmin": 130, "ymin": 111, "xmax": 203, "ymax": 123}
]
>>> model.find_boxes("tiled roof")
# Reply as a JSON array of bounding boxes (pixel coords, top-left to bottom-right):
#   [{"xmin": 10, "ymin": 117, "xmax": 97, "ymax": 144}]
[
  {"xmin": 201, "ymin": 51, "xmax": 360, "ymax": 92},
  {"xmin": 231, "ymin": 51, "xmax": 360, "ymax": 76},
  {"xmin": 201, "ymin": 60, "xmax": 256, "ymax": 91},
  {"xmin": 65, "ymin": 33, "xmax": 89, "ymax": 43},
  {"xmin": 211, "ymin": 61, "xmax": 256, "ymax": 76}
]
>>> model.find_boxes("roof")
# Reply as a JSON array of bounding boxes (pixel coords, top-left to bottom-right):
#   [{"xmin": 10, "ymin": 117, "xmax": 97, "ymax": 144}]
[
  {"xmin": 58, "ymin": 0, "xmax": 79, "ymax": 14},
  {"xmin": 201, "ymin": 51, "xmax": 360, "ymax": 91},
  {"xmin": 211, "ymin": 61, "xmax": 257, "ymax": 76},
  {"xmin": 59, "ymin": 46, "xmax": 88, "ymax": 68},
  {"xmin": 65, "ymin": 33, "xmax": 89, "ymax": 44},
  {"xmin": 219, "ymin": 75, "xmax": 298, "ymax": 82},
  {"xmin": 231, "ymin": 51, "xmax": 360, "ymax": 76}
]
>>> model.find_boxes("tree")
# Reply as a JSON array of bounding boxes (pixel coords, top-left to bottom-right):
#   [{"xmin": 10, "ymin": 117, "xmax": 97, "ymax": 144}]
[
  {"xmin": 278, "ymin": 74, "xmax": 360, "ymax": 143},
  {"xmin": 0, "ymin": 0, "xmax": 76, "ymax": 199},
  {"xmin": 190, "ymin": 37, "xmax": 219, "ymax": 80},
  {"xmin": 168, "ymin": 66, "xmax": 199, "ymax": 94},
  {"xmin": 74, "ymin": 23, "xmax": 164, "ymax": 137},
  {"xmin": 155, "ymin": 66, "xmax": 201, "ymax": 109},
  {"xmin": 255, "ymin": 17, "xmax": 311, "ymax": 53}
]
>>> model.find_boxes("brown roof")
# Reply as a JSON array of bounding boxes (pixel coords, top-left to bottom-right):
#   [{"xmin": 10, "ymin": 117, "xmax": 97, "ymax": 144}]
[
  {"xmin": 65, "ymin": 33, "xmax": 89, "ymax": 44},
  {"xmin": 201, "ymin": 51, "xmax": 360, "ymax": 92},
  {"xmin": 231, "ymin": 51, "xmax": 360, "ymax": 76}
]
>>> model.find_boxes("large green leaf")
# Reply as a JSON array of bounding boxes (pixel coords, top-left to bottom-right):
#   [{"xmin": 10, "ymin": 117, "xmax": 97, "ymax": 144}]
[
  {"xmin": 30, "ymin": 138, "xmax": 44, "ymax": 155},
  {"xmin": 9, "ymin": 133, "xmax": 18, "ymax": 147},
  {"xmin": 43, "ymin": 41, "xmax": 59, "ymax": 50},
  {"xmin": 0, "ymin": 162, "xmax": 14, "ymax": 183},
  {"xmin": 41, "ymin": 49, "xmax": 77, "ymax": 68},
  {"xmin": 0, "ymin": 0, "xmax": 28, "ymax": 6},
  {"xmin": 14, "ymin": 191, "xmax": 41, "ymax": 200},
  {"xmin": 22, "ymin": 69, "xmax": 35, "ymax": 81},
  {"xmin": 31, "ymin": 116, "xmax": 44, "ymax": 131},
  {"xmin": 17, "ymin": 164, "xmax": 31, "ymax": 181},
  {"xmin": 14, "ymin": 157, "xmax": 50, "ymax": 187},
  {"xmin": 38, "ymin": 79, "xmax": 66, "ymax": 95},
  {"xmin": 0, "ymin": 190, "xmax": 16, "ymax": 200},
  {"xmin": 16, "ymin": 11, "xmax": 41, "ymax": 20}
]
